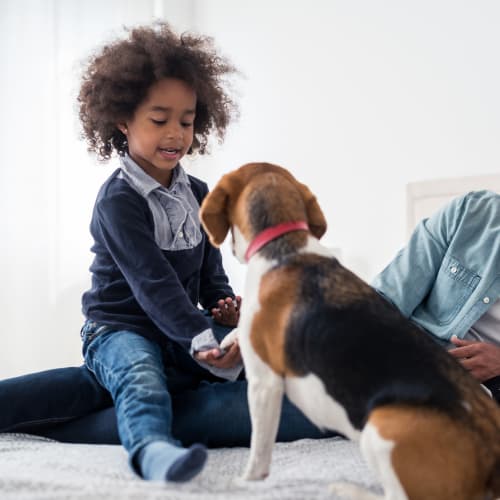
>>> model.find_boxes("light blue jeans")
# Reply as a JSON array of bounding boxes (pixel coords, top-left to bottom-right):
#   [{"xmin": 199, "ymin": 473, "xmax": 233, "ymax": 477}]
[{"xmin": 82, "ymin": 324, "xmax": 189, "ymax": 467}]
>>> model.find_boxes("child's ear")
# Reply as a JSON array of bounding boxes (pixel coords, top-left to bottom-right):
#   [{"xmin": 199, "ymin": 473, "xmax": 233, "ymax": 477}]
[
  {"xmin": 117, "ymin": 123, "xmax": 128, "ymax": 135},
  {"xmin": 199, "ymin": 185, "xmax": 230, "ymax": 247}
]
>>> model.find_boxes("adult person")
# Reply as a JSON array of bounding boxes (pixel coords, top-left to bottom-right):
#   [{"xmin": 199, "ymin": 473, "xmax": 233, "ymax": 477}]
[{"xmin": 372, "ymin": 189, "xmax": 500, "ymax": 402}]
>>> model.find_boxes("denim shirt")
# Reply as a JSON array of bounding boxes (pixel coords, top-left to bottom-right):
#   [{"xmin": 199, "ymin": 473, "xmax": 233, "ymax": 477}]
[{"xmin": 372, "ymin": 190, "xmax": 500, "ymax": 343}]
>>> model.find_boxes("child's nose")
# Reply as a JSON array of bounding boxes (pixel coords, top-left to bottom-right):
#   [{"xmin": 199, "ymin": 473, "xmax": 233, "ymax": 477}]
[{"xmin": 165, "ymin": 123, "xmax": 183, "ymax": 139}]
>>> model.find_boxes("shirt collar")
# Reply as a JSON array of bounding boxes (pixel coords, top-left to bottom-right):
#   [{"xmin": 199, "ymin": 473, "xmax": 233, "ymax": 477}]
[
  {"xmin": 119, "ymin": 154, "xmax": 190, "ymax": 197},
  {"xmin": 169, "ymin": 162, "xmax": 191, "ymax": 192}
]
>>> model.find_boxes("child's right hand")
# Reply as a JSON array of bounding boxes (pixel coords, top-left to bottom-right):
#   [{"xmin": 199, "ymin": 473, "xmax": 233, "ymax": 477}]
[
  {"xmin": 211, "ymin": 296, "xmax": 242, "ymax": 327},
  {"xmin": 195, "ymin": 341, "xmax": 241, "ymax": 369}
]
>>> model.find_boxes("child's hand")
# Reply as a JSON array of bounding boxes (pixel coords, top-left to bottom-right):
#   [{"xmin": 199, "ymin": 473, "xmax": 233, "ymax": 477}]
[
  {"xmin": 211, "ymin": 296, "xmax": 242, "ymax": 327},
  {"xmin": 194, "ymin": 341, "xmax": 242, "ymax": 369}
]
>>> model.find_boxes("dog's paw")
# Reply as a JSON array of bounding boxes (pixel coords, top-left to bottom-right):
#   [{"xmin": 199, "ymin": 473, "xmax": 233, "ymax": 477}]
[
  {"xmin": 241, "ymin": 465, "xmax": 269, "ymax": 481},
  {"xmin": 230, "ymin": 476, "xmax": 249, "ymax": 489},
  {"xmin": 220, "ymin": 328, "xmax": 238, "ymax": 350}
]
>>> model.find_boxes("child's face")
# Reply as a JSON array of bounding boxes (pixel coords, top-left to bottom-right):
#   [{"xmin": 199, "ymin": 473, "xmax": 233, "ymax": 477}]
[{"xmin": 119, "ymin": 78, "xmax": 196, "ymax": 187}]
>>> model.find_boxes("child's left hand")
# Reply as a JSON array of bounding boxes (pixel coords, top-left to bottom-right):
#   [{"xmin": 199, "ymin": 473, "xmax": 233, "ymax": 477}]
[
  {"xmin": 195, "ymin": 341, "xmax": 242, "ymax": 370},
  {"xmin": 212, "ymin": 296, "xmax": 242, "ymax": 327}
]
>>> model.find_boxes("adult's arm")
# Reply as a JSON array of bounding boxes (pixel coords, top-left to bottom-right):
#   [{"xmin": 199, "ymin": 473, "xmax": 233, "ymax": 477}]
[{"xmin": 372, "ymin": 195, "xmax": 466, "ymax": 317}]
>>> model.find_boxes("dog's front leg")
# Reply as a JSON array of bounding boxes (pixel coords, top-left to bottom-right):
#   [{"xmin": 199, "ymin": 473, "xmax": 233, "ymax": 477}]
[{"xmin": 242, "ymin": 366, "xmax": 284, "ymax": 481}]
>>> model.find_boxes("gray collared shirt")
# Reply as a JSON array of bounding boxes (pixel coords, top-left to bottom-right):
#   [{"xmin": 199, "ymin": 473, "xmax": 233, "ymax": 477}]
[
  {"xmin": 466, "ymin": 298, "xmax": 500, "ymax": 346},
  {"xmin": 119, "ymin": 155, "xmax": 202, "ymax": 251}
]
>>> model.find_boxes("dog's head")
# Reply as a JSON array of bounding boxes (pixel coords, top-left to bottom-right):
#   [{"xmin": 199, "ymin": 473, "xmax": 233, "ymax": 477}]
[{"xmin": 199, "ymin": 162, "xmax": 327, "ymax": 262}]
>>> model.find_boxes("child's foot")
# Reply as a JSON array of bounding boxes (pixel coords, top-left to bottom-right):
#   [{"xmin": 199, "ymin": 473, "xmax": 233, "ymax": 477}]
[
  {"xmin": 165, "ymin": 444, "xmax": 207, "ymax": 482},
  {"xmin": 138, "ymin": 441, "xmax": 207, "ymax": 482}
]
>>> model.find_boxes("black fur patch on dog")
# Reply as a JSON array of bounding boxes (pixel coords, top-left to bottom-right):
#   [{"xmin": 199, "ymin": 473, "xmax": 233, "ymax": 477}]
[{"xmin": 282, "ymin": 254, "xmax": 465, "ymax": 430}]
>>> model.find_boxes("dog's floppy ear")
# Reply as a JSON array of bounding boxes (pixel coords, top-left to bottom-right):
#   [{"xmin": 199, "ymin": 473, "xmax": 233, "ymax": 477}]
[
  {"xmin": 199, "ymin": 185, "xmax": 231, "ymax": 247},
  {"xmin": 297, "ymin": 182, "xmax": 327, "ymax": 239}
]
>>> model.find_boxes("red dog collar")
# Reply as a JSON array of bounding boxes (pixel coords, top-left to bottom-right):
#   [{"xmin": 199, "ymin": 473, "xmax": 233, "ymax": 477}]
[{"xmin": 244, "ymin": 221, "xmax": 309, "ymax": 262}]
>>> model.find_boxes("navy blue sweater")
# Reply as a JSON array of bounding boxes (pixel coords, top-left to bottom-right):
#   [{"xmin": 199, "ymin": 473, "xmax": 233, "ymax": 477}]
[{"xmin": 81, "ymin": 169, "xmax": 234, "ymax": 352}]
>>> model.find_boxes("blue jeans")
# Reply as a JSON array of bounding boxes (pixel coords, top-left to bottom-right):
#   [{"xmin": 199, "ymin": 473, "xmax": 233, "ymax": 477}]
[
  {"xmin": 82, "ymin": 325, "xmax": 183, "ymax": 462},
  {"xmin": 0, "ymin": 319, "xmax": 332, "ymax": 447},
  {"xmin": 0, "ymin": 367, "xmax": 331, "ymax": 446}
]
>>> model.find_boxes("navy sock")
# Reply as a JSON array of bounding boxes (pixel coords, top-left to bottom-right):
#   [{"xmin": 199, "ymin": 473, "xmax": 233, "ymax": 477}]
[{"xmin": 138, "ymin": 441, "xmax": 207, "ymax": 482}]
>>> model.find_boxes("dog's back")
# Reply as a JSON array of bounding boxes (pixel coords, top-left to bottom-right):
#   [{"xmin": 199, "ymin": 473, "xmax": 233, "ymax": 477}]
[{"xmin": 259, "ymin": 253, "xmax": 500, "ymax": 499}]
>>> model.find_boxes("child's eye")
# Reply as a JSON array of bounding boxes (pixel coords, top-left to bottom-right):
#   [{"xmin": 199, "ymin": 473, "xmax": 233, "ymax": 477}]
[
  {"xmin": 181, "ymin": 122, "xmax": 194, "ymax": 128},
  {"xmin": 151, "ymin": 119, "xmax": 166, "ymax": 125}
]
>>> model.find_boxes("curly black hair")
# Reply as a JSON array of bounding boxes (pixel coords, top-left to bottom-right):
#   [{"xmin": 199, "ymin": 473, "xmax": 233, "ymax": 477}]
[{"xmin": 78, "ymin": 21, "xmax": 238, "ymax": 160}]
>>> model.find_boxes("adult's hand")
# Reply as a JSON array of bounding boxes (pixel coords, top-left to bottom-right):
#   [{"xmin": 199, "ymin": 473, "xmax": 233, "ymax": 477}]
[{"xmin": 449, "ymin": 336, "xmax": 500, "ymax": 382}]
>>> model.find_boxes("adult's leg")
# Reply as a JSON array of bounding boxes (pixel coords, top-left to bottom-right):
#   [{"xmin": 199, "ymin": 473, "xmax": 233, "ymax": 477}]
[
  {"xmin": 173, "ymin": 380, "xmax": 335, "ymax": 447},
  {"xmin": 3, "ymin": 318, "xmax": 333, "ymax": 446},
  {"xmin": 41, "ymin": 379, "xmax": 334, "ymax": 447},
  {"xmin": 0, "ymin": 365, "xmax": 112, "ymax": 434},
  {"xmin": 36, "ymin": 406, "xmax": 120, "ymax": 444},
  {"xmin": 0, "ymin": 316, "xmax": 220, "ymax": 443}
]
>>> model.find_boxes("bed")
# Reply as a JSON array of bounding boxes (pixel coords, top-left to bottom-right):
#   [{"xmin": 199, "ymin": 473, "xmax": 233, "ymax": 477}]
[
  {"xmin": 405, "ymin": 172, "xmax": 500, "ymax": 238},
  {"xmin": 1, "ymin": 173, "xmax": 498, "ymax": 499},
  {"xmin": 0, "ymin": 433, "xmax": 380, "ymax": 500}
]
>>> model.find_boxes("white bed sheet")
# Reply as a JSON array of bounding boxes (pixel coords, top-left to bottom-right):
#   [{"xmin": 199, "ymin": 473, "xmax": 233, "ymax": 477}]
[{"xmin": 0, "ymin": 434, "xmax": 380, "ymax": 500}]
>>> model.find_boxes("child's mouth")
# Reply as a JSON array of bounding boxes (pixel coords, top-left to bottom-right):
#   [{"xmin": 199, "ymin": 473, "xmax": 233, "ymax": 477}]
[{"xmin": 159, "ymin": 148, "xmax": 181, "ymax": 159}]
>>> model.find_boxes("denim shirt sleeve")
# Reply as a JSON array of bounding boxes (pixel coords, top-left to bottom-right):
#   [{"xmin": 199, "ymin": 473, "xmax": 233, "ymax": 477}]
[
  {"xmin": 372, "ymin": 195, "xmax": 466, "ymax": 318},
  {"xmin": 373, "ymin": 191, "xmax": 500, "ymax": 340}
]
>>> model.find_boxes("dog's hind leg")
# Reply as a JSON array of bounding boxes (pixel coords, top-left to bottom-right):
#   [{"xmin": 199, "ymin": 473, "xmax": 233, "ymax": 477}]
[
  {"xmin": 363, "ymin": 406, "xmax": 488, "ymax": 500},
  {"xmin": 359, "ymin": 422, "xmax": 407, "ymax": 500},
  {"xmin": 242, "ymin": 358, "xmax": 284, "ymax": 480}
]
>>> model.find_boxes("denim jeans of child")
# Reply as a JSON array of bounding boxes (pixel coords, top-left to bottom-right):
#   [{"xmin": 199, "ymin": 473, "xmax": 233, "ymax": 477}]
[{"xmin": 82, "ymin": 325, "xmax": 187, "ymax": 465}]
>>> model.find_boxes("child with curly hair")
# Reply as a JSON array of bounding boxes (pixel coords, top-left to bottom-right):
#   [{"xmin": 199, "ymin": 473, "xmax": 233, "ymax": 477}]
[
  {"xmin": 0, "ymin": 21, "xmax": 332, "ymax": 481},
  {"xmin": 75, "ymin": 22, "xmax": 243, "ymax": 482}
]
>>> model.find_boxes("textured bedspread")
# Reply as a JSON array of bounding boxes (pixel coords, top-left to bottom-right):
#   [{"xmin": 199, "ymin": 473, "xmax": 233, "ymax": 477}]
[{"xmin": 0, "ymin": 433, "xmax": 381, "ymax": 499}]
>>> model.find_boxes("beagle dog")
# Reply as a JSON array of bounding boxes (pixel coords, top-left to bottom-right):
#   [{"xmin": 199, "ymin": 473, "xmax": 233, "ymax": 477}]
[{"xmin": 200, "ymin": 162, "xmax": 500, "ymax": 500}]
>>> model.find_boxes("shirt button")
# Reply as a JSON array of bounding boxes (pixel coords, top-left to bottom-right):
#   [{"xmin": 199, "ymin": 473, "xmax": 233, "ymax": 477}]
[
  {"xmin": 450, "ymin": 266, "xmax": 458, "ymax": 274},
  {"xmin": 483, "ymin": 297, "xmax": 490, "ymax": 304}
]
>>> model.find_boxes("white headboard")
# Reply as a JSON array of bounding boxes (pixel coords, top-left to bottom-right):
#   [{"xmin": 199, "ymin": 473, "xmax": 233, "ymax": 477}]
[{"xmin": 406, "ymin": 173, "xmax": 500, "ymax": 238}]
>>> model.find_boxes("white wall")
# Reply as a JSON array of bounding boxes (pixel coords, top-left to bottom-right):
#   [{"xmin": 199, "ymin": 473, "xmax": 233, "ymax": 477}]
[
  {"xmin": 1, "ymin": 0, "xmax": 499, "ymax": 377},
  {"xmin": 0, "ymin": 0, "xmax": 194, "ymax": 378},
  {"xmin": 187, "ymin": 0, "xmax": 500, "ymax": 292}
]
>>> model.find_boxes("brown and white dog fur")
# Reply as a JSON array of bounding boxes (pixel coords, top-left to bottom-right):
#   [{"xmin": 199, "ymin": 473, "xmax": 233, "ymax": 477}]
[{"xmin": 200, "ymin": 162, "xmax": 500, "ymax": 500}]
